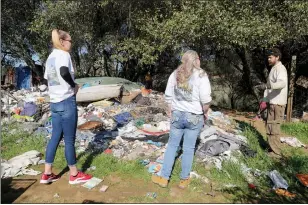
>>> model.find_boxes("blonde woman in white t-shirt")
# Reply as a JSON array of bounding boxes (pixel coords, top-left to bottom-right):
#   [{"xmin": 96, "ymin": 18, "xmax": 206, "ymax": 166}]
[
  {"xmin": 41, "ymin": 29, "xmax": 92, "ymax": 185},
  {"xmin": 152, "ymin": 50, "xmax": 212, "ymax": 189}
]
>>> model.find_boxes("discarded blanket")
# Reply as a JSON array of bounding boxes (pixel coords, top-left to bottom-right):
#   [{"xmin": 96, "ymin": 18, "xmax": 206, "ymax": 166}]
[
  {"xmin": 196, "ymin": 128, "xmax": 247, "ymax": 157},
  {"xmin": 197, "ymin": 139, "xmax": 230, "ymax": 157},
  {"xmin": 20, "ymin": 102, "xmax": 37, "ymax": 117},
  {"xmin": 280, "ymin": 137, "xmax": 305, "ymax": 148},
  {"xmin": 113, "ymin": 112, "xmax": 133, "ymax": 126},
  {"xmin": 1, "ymin": 150, "xmax": 42, "ymax": 178}
]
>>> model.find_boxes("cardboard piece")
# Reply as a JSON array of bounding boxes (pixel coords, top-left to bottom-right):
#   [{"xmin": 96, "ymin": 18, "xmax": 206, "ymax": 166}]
[{"xmin": 82, "ymin": 177, "xmax": 103, "ymax": 189}]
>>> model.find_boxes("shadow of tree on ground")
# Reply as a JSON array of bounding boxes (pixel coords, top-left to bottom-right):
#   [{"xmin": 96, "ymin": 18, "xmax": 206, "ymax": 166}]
[
  {"xmin": 1, "ymin": 178, "xmax": 37, "ymax": 204},
  {"xmin": 235, "ymin": 119, "xmax": 269, "ymax": 150}
]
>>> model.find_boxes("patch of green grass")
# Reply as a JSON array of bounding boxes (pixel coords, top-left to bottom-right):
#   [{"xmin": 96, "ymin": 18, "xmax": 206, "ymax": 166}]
[
  {"xmin": 2, "ymin": 121, "xmax": 150, "ymax": 176},
  {"xmin": 1, "ymin": 122, "xmax": 46, "ymax": 159},
  {"xmin": 2, "ymin": 120, "xmax": 308, "ymax": 203},
  {"xmin": 281, "ymin": 122, "xmax": 308, "ymax": 144},
  {"xmin": 200, "ymin": 124, "xmax": 308, "ymax": 201},
  {"xmin": 84, "ymin": 154, "xmax": 150, "ymax": 181},
  {"xmin": 216, "ymin": 122, "xmax": 308, "ymax": 203},
  {"xmin": 126, "ymin": 195, "xmax": 157, "ymax": 203},
  {"xmin": 168, "ymin": 160, "xmax": 182, "ymax": 183},
  {"xmin": 241, "ymin": 128, "xmax": 274, "ymax": 170},
  {"xmin": 1, "ymin": 122, "xmax": 150, "ymax": 181}
]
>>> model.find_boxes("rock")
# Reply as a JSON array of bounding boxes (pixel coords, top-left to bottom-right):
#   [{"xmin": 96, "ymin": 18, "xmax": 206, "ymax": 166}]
[
  {"xmin": 9, "ymin": 129, "xmax": 18, "ymax": 135},
  {"xmin": 38, "ymin": 113, "xmax": 49, "ymax": 125},
  {"xmin": 20, "ymin": 122, "xmax": 41, "ymax": 133},
  {"xmin": 302, "ymin": 112, "xmax": 308, "ymax": 122},
  {"xmin": 126, "ymin": 146, "xmax": 144, "ymax": 160},
  {"xmin": 39, "ymin": 85, "xmax": 47, "ymax": 92},
  {"xmin": 100, "ymin": 185, "xmax": 109, "ymax": 192},
  {"xmin": 113, "ymin": 148, "xmax": 125, "ymax": 158},
  {"xmin": 139, "ymin": 152, "xmax": 146, "ymax": 157},
  {"xmin": 87, "ymin": 166, "xmax": 96, "ymax": 171},
  {"xmin": 78, "ymin": 107, "xmax": 85, "ymax": 117}
]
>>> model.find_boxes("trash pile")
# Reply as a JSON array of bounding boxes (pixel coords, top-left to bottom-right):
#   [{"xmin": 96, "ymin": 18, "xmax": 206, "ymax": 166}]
[
  {"xmin": 1, "ymin": 87, "xmax": 50, "ymax": 124},
  {"xmin": 1, "ymin": 77, "xmax": 260, "ymax": 178},
  {"xmin": 1, "ymin": 78, "xmax": 308, "ymax": 199}
]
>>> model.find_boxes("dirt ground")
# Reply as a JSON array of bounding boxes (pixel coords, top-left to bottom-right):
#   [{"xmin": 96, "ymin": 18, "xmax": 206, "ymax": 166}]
[
  {"xmin": 222, "ymin": 110, "xmax": 267, "ymax": 136},
  {"xmin": 1, "ymin": 170, "xmax": 229, "ymax": 203}
]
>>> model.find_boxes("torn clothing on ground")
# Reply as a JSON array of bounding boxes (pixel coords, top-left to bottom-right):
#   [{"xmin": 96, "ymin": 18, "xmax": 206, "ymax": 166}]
[{"xmin": 1, "ymin": 150, "xmax": 42, "ymax": 178}]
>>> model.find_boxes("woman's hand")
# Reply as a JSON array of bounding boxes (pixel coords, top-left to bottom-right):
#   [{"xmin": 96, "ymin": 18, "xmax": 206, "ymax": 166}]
[
  {"xmin": 167, "ymin": 104, "xmax": 172, "ymax": 118},
  {"xmin": 74, "ymin": 84, "xmax": 80, "ymax": 95},
  {"xmin": 202, "ymin": 103, "xmax": 210, "ymax": 123},
  {"xmin": 204, "ymin": 113, "xmax": 208, "ymax": 121}
]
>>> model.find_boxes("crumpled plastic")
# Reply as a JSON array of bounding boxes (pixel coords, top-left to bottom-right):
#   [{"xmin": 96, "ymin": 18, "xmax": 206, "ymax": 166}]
[
  {"xmin": 148, "ymin": 162, "xmax": 162, "ymax": 173},
  {"xmin": 147, "ymin": 140, "xmax": 162, "ymax": 147},
  {"xmin": 268, "ymin": 170, "xmax": 289, "ymax": 190}
]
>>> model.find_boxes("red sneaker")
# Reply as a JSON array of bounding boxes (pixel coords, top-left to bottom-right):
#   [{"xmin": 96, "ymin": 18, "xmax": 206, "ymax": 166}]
[
  {"xmin": 69, "ymin": 172, "xmax": 92, "ymax": 185},
  {"xmin": 40, "ymin": 173, "xmax": 60, "ymax": 184}
]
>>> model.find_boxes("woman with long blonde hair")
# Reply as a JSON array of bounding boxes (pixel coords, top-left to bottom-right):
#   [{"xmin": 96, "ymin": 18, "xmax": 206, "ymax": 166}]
[
  {"xmin": 41, "ymin": 29, "xmax": 92, "ymax": 185},
  {"xmin": 152, "ymin": 50, "xmax": 212, "ymax": 188}
]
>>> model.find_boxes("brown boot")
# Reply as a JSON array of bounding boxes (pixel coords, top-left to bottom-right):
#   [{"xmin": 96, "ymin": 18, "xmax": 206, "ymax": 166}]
[
  {"xmin": 178, "ymin": 178, "xmax": 191, "ymax": 189},
  {"xmin": 152, "ymin": 175, "xmax": 168, "ymax": 188}
]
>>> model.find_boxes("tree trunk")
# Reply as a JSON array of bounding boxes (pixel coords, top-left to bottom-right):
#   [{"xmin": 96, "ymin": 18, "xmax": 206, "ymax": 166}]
[
  {"xmin": 235, "ymin": 47, "xmax": 260, "ymax": 101},
  {"xmin": 132, "ymin": 65, "xmax": 141, "ymax": 82},
  {"xmin": 262, "ymin": 47, "xmax": 269, "ymax": 81},
  {"xmin": 103, "ymin": 53, "xmax": 112, "ymax": 77},
  {"xmin": 72, "ymin": 49, "xmax": 81, "ymax": 75},
  {"xmin": 230, "ymin": 94, "xmax": 235, "ymax": 110},
  {"xmin": 286, "ymin": 55, "xmax": 297, "ymax": 122}
]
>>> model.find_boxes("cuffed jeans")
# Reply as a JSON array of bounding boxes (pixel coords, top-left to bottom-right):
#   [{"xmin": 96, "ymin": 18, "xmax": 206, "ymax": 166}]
[
  {"xmin": 45, "ymin": 95, "xmax": 78, "ymax": 166},
  {"xmin": 161, "ymin": 110, "xmax": 204, "ymax": 180}
]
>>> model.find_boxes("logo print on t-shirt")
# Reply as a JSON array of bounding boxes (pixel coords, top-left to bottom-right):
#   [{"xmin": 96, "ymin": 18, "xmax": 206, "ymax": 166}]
[
  {"xmin": 174, "ymin": 83, "xmax": 193, "ymax": 102},
  {"xmin": 47, "ymin": 58, "xmax": 60, "ymax": 86}
]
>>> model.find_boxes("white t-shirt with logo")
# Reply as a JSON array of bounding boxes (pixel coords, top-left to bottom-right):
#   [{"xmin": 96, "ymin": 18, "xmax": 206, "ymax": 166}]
[
  {"xmin": 165, "ymin": 69, "xmax": 212, "ymax": 114},
  {"xmin": 44, "ymin": 49, "xmax": 75, "ymax": 103}
]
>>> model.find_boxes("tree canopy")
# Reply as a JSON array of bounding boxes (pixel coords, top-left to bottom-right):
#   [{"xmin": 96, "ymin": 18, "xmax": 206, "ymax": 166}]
[{"xmin": 2, "ymin": 0, "xmax": 308, "ymax": 108}]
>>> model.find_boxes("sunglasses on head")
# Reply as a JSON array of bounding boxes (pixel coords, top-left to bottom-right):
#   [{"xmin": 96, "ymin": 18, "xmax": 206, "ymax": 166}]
[{"xmin": 62, "ymin": 39, "xmax": 72, "ymax": 43}]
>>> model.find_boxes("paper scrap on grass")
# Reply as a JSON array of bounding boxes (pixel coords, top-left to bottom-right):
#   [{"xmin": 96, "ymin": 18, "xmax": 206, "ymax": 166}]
[
  {"xmin": 99, "ymin": 185, "xmax": 109, "ymax": 192},
  {"xmin": 82, "ymin": 177, "xmax": 103, "ymax": 189}
]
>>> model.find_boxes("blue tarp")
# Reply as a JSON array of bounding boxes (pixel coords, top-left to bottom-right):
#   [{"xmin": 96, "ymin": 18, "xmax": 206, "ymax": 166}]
[{"xmin": 16, "ymin": 66, "xmax": 31, "ymax": 90}]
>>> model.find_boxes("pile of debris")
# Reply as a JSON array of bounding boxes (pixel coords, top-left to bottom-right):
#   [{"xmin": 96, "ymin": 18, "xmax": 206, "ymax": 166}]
[
  {"xmin": 1, "ymin": 77, "xmax": 260, "ymax": 172},
  {"xmin": 2, "ymin": 78, "xmax": 308, "ymax": 199},
  {"xmin": 1, "ymin": 77, "xmax": 261, "ymax": 177}
]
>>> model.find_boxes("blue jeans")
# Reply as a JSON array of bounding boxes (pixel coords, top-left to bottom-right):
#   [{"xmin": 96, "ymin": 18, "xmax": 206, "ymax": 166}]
[
  {"xmin": 45, "ymin": 95, "xmax": 78, "ymax": 166},
  {"xmin": 161, "ymin": 110, "xmax": 204, "ymax": 180}
]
